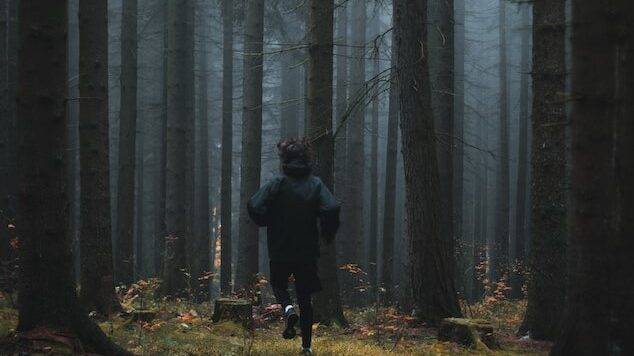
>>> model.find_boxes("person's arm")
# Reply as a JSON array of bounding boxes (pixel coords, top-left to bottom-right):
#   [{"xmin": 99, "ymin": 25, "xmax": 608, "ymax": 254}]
[
  {"xmin": 317, "ymin": 179, "xmax": 340, "ymax": 243},
  {"xmin": 247, "ymin": 178, "xmax": 281, "ymax": 227}
]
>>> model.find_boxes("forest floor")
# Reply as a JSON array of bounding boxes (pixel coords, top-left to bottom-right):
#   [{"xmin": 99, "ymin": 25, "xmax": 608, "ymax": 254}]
[{"xmin": 0, "ymin": 288, "xmax": 552, "ymax": 356}]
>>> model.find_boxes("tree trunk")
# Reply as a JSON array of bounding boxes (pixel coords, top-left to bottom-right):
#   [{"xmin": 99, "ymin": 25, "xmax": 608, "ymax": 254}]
[
  {"xmin": 479, "ymin": 143, "xmax": 489, "ymax": 298},
  {"xmin": 116, "ymin": 0, "xmax": 137, "ymax": 286},
  {"xmin": 220, "ymin": 0, "xmax": 234, "ymax": 296},
  {"xmin": 154, "ymin": 0, "xmax": 169, "ymax": 277},
  {"xmin": 194, "ymin": 4, "xmax": 211, "ymax": 300},
  {"xmin": 280, "ymin": 44, "xmax": 300, "ymax": 139},
  {"xmin": 471, "ymin": 152, "xmax": 484, "ymax": 301},
  {"xmin": 394, "ymin": 0, "xmax": 462, "ymax": 325},
  {"xmin": 511, "ymin": 2, "xmax": 530, "ymax": 300},
  {"xmin": 16, "ymin": 2, "xmax": 129, "ymax": 354},
  {"xmin": 491, "ymin": 0, "xmax": 509, "ymax": 285},
  {"xmin": 368, "ymin": 17, "xmax": 380, "ymax": 299},
  {"xmin": 381, "ymin": 28, "xmax": 398, "ymax": 304},
  {"xmin": 453, "ymin": 0, "xmax": 465, "ymax": 296},
  {"xmin": 521, "ymin": 0, "xmax": 566, "ymax": 341},
  {"xmin": 183, "ymin": 0, "xmax": 196, "ymax": 302},
  {"xmin": 0, "ymin": 0, "xmax": 19, "ymax": 275},
  {"xmin": 0, "ymin": 0, "xmax": 10, "ymax": 264},
  {"xmin": 614, "ymin": 17, "xmax": 634, "ymax": 352},
  {"xmin": 162, "ymin": 0, "xmax": 195, "ymax": 297},
  {"xmin": 340, "ymin": 0, "xmax": 365, "ymax": 304},
  {"xmin": 68, "ymin": 0, "xmax": 81, "ymax": 282},
  {"xmin": 78, "ymin": 0, "xmax": 120, "ymax": 316},
  {"xmin": 434, "ymin": 0, "xmax": 455, "ymax": 291},
  {"xmin": 306, "ymin": 0, "xmax": 347, "ymax": 327},
  {"xmin": 471, "ymin": 101, "xmax": 487, "ymax": 302},
  {"xmin": 333, "ymin": 1, "xmax": 347, "ymax": 279},
  {"xmin": 552, "ymin": 1, "xmax": 633, "ymax": 353},
  {"xmin": 135, "ymin": 129, "xmax": 144, "ymax": 279},
  {"xmin": 235, "ymin": 0, "xmax": 264, "ymax": 292}
]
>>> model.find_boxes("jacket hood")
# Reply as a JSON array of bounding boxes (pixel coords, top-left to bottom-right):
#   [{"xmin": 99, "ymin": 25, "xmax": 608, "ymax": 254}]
[{"xmin": 282, "ymin": 158, "xmax": 312, "ymax": 177}]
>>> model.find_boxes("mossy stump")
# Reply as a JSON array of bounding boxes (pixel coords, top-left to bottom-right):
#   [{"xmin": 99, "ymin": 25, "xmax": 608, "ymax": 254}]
[
  {"xmin": 438, "ymin": 318, "xmax": 500, "ymax": 351},
  {"xmin": 211, "ymin": 298, "xmax": 252, "ymax": 328}
]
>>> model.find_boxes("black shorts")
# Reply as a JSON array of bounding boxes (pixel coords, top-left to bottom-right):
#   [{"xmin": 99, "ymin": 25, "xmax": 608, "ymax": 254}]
[{"xmin": 269, "ymin": 261, "xmax": 322, "ymax": 295}]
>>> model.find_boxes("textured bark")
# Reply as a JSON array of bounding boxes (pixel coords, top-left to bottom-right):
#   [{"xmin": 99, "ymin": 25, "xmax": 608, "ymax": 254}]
[
  {"xmin": 552, "ymin": 1, "xmax": 633, "ymax": 353},
  {"xmin": 68, "ymin": 0, "xmax": 80, "ymax": 281},
  {"xmin": 368, "ymin": 18, "xmax": 380, "ymax": 298},
  {"xmin": 182, "ymin": 0, "xmax": 196, "ymax": 300},
  {"xmin": 0, "ymin": 0, "xmax": 10, "ymax": 263},
  {"xmin": 511, "ymin": 3, "xmax": 530, "ymax": 299},
  {"xmin": 394, "ymin": 0, "xmax": 462, "ymax": 325},
  {"xmin": 471, "ymin": 156, "xmax": 484, "ymax": 301},
  {"xmin": 340, "ymin": 0, "xmax": 365, "ymax": 304},
  {"xmin": 333, "ymin": 2, "xmax": 347, "ymax": 270},
  {"xmin": 614, "ymin": 15, "xmax": 634, "ymax": 352},
  {"xmin": 0, "ymin": 0, "xmax": 18, "ymax": 271},
  {"xmin": 471, "ymin": 106, "xmax": 487, "ymax": 302},
  {"xmin": 478, "ymin": 139, "xmax": 489, "ymax": 300},
  {"xmin": 78, "ymin": 0, "xmax": 120, "ymax": 316},
  {"xmin": 307, "ymin": 0, "xmax": 346, "ymax": 326},
  {"xmin": 220, "ymin": 0, "xmax": 234, "ymax": 295},
  {"xmin": 162, "ymin": 0, "xmax": 195, "ymax": 297},
  {"xmin": 453, "ymin": 0, "xmax": 465, "ymax": 274},
  {"xmin": 135, "ymin": 130, "xmax": 144, "ymax": 279},
  {"xmin": 194, "ymin": 5, "xmax": 211, "ymax": 299},
  {"xmin": 522, "ymin": 0, "xmax": 566, "ymax": 341},
  {"xmin": 434, "ymin": 0, "xmax": 454, "ymax": 283},
  {"xmin": 235, "ymin": 0, "xmax": 264, "ymax": 292},
  {"xmin": 491, "ymin": 0, "xmax": 509, "ymax": 284},
  {"xmin": 16, "ymin": 2, "xmax": 128, "ymax": 353},
  {"xmin": 279, "ymin": 43, "xmax": 300, "ymax": 139},
  {"xmin": 116, "ymin": 0, "xmax": 137, "ymax": 285},
  {"xmin": 154, "ymin": 0, "xmax": 169, "ymax": 276},
  {"xmin": 381, "ymin": 29, "xmax": 398, "ymax": 304}
]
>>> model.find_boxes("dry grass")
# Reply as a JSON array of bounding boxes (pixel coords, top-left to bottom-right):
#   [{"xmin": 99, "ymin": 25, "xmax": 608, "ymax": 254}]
[{"xmin": 0, "ymin": 297, "xmax": 550, "ymax": 355}]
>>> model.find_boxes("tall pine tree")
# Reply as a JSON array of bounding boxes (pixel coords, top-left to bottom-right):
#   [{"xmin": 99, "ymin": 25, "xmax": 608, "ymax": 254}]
[
  {"xmin": 394, "ymin": 0, "xmax": 462, "ymax": 325},
  {"xmin": 16, "ymin": 1, "xmax": 128, "ymax": 353}
]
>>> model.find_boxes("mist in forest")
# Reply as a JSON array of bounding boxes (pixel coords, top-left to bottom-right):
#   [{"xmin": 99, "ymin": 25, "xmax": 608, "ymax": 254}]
[{"xmin": 0, "ymin": 0, "xmax": 632, "ymax": 355}]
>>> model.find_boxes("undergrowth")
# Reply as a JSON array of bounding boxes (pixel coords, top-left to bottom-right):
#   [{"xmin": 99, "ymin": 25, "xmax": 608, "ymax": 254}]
[{"xmin": 0, "ymin": 290, "xmax": 550, "ymax": 355}]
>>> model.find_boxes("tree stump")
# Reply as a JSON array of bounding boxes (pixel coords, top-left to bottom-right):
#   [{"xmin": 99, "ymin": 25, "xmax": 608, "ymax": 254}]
[
  {"xmin": 438, "ymin": 318, "xmax": 500, "ymax": 351},
  {"xmin": 211, "ymin": 298, "xmax": 253, "ymax": 328}
]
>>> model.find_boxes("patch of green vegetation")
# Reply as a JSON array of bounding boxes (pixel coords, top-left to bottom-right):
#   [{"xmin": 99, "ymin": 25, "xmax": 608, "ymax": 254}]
[
  {"xmin": 0, "ymin": 300, "xmax": 550, "ymax": 355},
  {"xmin": 0, "ymin": 307, "xmax": 17, "ymax": 339}
]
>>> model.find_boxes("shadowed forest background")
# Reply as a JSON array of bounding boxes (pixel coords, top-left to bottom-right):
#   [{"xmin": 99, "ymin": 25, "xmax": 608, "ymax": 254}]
[{"xmin": 0, "ymin": 0, "xmax": 632, "ymax": 355}]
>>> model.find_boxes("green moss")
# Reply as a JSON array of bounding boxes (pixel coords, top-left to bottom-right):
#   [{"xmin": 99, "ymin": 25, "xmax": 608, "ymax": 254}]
[{"xmin": 0, "ymin": 300, "xmax": 549, "ymax": 355}]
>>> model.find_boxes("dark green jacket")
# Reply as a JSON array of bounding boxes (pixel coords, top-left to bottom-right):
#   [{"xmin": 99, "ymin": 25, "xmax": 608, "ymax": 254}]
[{"xmin": 247, "ymin": 161, "xmax": 340, "ymax": 262}]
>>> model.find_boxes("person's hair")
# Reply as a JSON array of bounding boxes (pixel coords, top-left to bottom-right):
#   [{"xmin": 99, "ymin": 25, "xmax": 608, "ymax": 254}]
[{"xmin": 277, "ymin": 138, "xmax": 312, "ymax": 164}]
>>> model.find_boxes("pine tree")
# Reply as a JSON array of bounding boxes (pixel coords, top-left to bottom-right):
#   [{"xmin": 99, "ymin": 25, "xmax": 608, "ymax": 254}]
[
  {"xmin": 307, "ymin": 0, "xmax": 347, "ymax": 327},
  {"xmin": 492, "ymin": 0, "xmax": 510, "ymax": 285},
  {"xmin": 16, "ymin": 2, "xmax": 128, "ymax": 353},
  {"xmin": 552, "ymin": 1, "xmax": 634, "ymax": 353},
  {"xmin": 235, "ymin": 0, "xmax": 265, "ymax": 291},
  {"xmin": 162, "ymin": 0, "xmax": 195, "ymax": 297},
  {"xmin": 116, "ymin": 0, "xmax": 138, "ymax": 285},
  {"xmin": 381, "ymin": 27, "xmax": 398, "ymax": 304},
  {"xmin": 521, "ymin": 0, "xmax": 566, "ymax": 340},
  {"xmin": 193, "ymin": 1, "xmax": 212, "ymax": 299},
  {"xmin": 341, "ymin": 0, "xmax": 365, "ymax": 304},
  {"xmin": 511, "ymin": 1, "xmax": 530, "ymax": 300},
  {"xmin": 368, "ymin": 12, "xmax": 380, "ymax": 298},
  {"xmin": 78, "ymin": 0, "xmax": 120, "ymax": 315},
  {"xmin": 394, "ymin": 0, "xmax": 462, "ymax": 325},
  {"xmin": 220, "ymin": 0, "xmax": 234, "ymax": 295}
]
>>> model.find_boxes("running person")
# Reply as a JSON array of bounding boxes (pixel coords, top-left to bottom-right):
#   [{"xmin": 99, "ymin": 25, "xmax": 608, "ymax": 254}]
[{"xmin": 247, "ymin": 139, "xmax": 340, "ymax": 355}]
